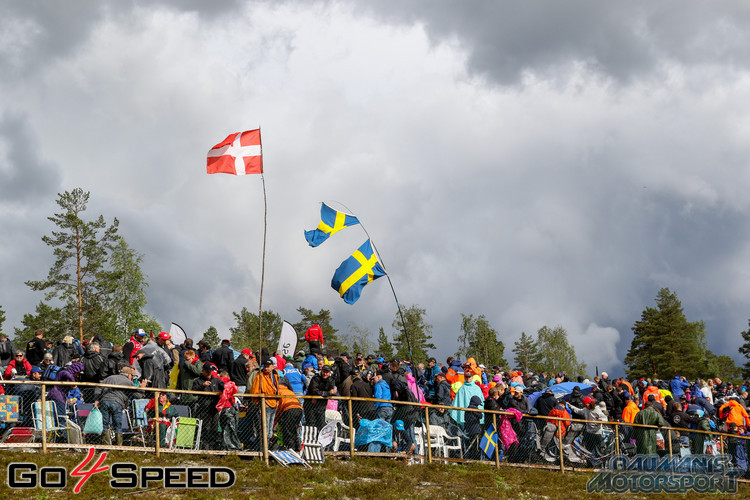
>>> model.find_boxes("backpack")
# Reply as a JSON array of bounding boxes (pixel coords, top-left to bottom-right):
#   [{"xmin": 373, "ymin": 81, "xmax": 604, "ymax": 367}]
[{"xmin": 43, "ymin": 364, "xmax": 62, "ymax": 381}]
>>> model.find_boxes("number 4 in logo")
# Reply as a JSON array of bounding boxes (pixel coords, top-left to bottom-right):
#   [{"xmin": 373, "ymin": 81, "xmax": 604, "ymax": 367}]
[{"xmin": 70, "ymin": 448, "xmax": 109, "ymax": 493}]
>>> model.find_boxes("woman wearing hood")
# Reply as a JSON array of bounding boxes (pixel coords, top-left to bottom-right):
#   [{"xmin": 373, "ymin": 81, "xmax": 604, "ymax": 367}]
[{"xmin": 48, "ymin": 361, "xmax": 85, "ymax": 417}]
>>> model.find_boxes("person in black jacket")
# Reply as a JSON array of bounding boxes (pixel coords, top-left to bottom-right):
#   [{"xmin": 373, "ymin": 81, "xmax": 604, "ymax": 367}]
[
  {"xmin": 535, "ymin": 389, "xmax": 557, "ymax": 416},
  {"xmin": 192, "ymin": 363, "xmax": 225, "ymax": 449},
  {"xmin": 0, "ymin": 334, "xmax": 15, "ymax": 367},
  {"xmin": 211, "ymin": 339, "xmax": 234, "ymax": 373},
  {"xmin": 350, "ymin": 372, "xmax": 374, "ymax": 423},
  {"xmin": 230, "ymin": 349, "xmax": 252, "ymax": 392},
  {"xmin": 52, "ymin": 336, "xmax": 75, "ymax": 368},
  {"xmin": 25, "ymin": 329, "xmax": 46, "ymax": 366},
  {"xmin": 304, "ymin": 365, "xmax": 337, "ymax": 429},
  {"xmin": 81, "ymin": 342, "xmax": 105, "ymax": 402}
]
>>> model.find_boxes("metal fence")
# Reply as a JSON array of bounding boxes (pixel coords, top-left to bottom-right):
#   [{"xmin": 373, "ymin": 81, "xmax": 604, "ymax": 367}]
[{"xmin": 0, "ymin": 379, "xmax": 747, "ymax": 478}]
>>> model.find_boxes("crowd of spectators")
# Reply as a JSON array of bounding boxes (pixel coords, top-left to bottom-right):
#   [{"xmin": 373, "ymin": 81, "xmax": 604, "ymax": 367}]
[{"xmin": 1, "ymin": 326, "xmax": 749, "ymax": 472}]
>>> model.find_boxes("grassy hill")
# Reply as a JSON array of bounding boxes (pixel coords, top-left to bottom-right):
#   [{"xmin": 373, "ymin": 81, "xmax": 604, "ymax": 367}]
[{"xmin": 0, "ymin": 450, "xmax": 747, "ymax": 499}]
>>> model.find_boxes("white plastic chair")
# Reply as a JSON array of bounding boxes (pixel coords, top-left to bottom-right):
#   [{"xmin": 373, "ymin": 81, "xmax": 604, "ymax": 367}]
[
  {"xmin": 333, "ymin": 420, "xmax": 352, "ymax": 452},
  {"xmin": 431, "ymin": 425, "xmax": 462, "ymax": 458}
]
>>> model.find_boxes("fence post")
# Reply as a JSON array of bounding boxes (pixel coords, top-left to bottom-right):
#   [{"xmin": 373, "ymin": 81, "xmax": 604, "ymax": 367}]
[
  {"xmin": 425, "ymin": 406, "xmax": 432, "ymax": 464},
  {"xmin": 40, "ymin": 383, "xmax": 48, "ymax": 454},
  {"xmin": 260, "ymin": 395, "xmax": 269, "ymax": 465},
  {"xmin": 557, "ymin": 420, "xmax": 564, "ymax": 473},
  {"xmin": 348, "ymin": 398, "xmax": 355, "ymax": 459},
  {"xmin": 154, "ymin": 391, "xmax": 160, "ymax": 458},
  {"xmin": 667, "ymin": 428, "xmax": 673, "ymax": 456},
  {"xmin": 493, "ymin": 413, "xmax": 500, "ymax": 469},
  {"xmin": 614, "ymin": 423, "xmax": 620, "ymax": 456}
]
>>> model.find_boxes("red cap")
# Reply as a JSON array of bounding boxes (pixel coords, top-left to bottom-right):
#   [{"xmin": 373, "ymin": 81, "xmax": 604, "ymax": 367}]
[
  {"xmin": 158, "ymin": 331, "xmax": 171, "ymax": 340},
  {"xmin": 583, "ymin": 396, "xmax": 595, "ymax": 405},
  {"xmin": 241, "ymin": 349, "xmax": 253, "ymax": 356}
]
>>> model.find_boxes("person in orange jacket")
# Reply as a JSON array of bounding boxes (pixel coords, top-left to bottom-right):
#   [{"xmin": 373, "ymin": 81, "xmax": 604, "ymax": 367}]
[{"xmin": 719, "ymin": 398, "xmax": 750, "ymax": 431}]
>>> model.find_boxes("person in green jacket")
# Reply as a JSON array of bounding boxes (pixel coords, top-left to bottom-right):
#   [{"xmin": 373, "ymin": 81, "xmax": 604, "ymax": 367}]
[
  {"xmin": 633, "ymin": 400, "xmax": 667, "ymax": 454},
  {"xmin": 691, "ymin": 409, "xmax": 712, "ymax": 455},
  {"xmin": 176, "ymin": 349, "xmax": 203, "ymax": 412}
]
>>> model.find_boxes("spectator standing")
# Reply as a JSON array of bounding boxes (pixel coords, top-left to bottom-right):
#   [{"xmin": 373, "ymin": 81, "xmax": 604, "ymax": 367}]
[
  {"xmin": 25, "ymin": 329, "xmax": 46, "ymax": 366},
  {"xmin": 94, "ymin": 366, "xmax": 135, "ymax": 446}
]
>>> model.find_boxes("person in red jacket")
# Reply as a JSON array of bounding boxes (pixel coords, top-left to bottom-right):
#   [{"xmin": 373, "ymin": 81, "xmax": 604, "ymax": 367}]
[
  {"xmin": 5, "ymin": 351, "xmax": 32, "ymax": 379},
  {"xmin": 305, "ymin": 324, "xmax": 324, "ymax": 351}
]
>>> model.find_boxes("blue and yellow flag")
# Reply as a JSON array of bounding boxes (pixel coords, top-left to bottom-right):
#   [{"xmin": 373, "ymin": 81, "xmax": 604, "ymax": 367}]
[
  {"xmin": 480, "ymin": 424, "xmax": 498, "ymax": 459},
  {"xmin": 331, "ymin": 239, "xmax": 386, "ymax": 304},
  {"xmin": 305, "ymin": 203, "xmax": 360, "ymax": 247}
]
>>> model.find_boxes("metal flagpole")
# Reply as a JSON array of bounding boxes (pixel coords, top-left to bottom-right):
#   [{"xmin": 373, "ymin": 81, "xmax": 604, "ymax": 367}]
[
  {"xmin": 258, "ymin": 127, "xmax": 267, "ymax": 356},
  {"xmin": 329, "ymin": 202, "xmax": 416, "ymax": 371}
]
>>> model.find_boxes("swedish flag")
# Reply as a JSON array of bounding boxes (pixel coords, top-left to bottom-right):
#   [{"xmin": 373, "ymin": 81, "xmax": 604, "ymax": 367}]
[
  {"xmin": 305, "ymin": 203, "xmax": 360, "ymax": 247},
  {"xmin": 480, "ymin": 424, "xmax": 498, "ymax": 459},
  {"xmin": 331, "ymin": 239, "xmax": 386, "ymax": 304}
]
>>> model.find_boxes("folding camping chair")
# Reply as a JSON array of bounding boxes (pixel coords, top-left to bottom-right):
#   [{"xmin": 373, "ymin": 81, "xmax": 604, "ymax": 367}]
[
  {"xmin": 299, "ymin": 425, "xmax": 325, "ymax": 464},
  {"xmin": 169, "ymin": 416, "xmax": 202, "ymax": 450},
  {"xmin": 33, "ymin": 401, "xmax": 79, "ymax": 444},
  {"xmin": 0, "ymin": 427, "xmax": 39, "ymax": 444},
  {"xmin": 270, "ymin": 449, "xmax": 312, "ymax": 468},
  {"xmin": 171, "ymin": 405, "xmax": 191, "ymax": 418}
]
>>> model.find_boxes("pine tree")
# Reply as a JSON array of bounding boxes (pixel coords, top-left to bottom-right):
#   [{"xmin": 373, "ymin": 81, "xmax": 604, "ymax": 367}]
[
  {"xmin": 293, "ymin": 307, "xmax": 346, "ymax": 355},
  {"xmin": 625, "ymin": 288, "xmax": 705, "ymax": 380},
  {"xmin": 201, "ymin": 326, "xmax": 221, "ymax": 349},
  {"xmin": 25, "ymin": 188, "xmax": 119, "ymax": 342},
  {"xmin": 738, "ymin": 320, "xmax": 750, "ymax": 379},
  {"xmin": 229, "ymin": 307, "xmax": 283, "ymax": 353},
  {"xmin": 109, "ymin": 238, "xmax": 151, "ymax": 340},
  {"xmin": 376, "ymin": 327, "xmax": 395, "ymax": 360},
  {"xmin": 512, "ymin": 331, "xmax": 540, "ymax": 373},
  {"xmin": 0, "ymin": 306, "xmax": 5, "ymax": 336},
  {"xmin": 456, "ymin": 313, "xmax": 508, "ymax": 367},
  {"xmin": 535, "ymin": 325, "xmax": 587, "ymax": 378},
  {"xmin": 13, "ymin": 301, "xmax": 68, "ymax": 345},
  {"xmin": 392, "ymin": 304, "xmax": 436, "ymax": 365}
]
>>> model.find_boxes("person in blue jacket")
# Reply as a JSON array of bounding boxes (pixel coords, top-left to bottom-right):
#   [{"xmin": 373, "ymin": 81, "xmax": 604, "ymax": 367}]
[{"xmin": 671, "ymin": 375, "xmax": 690, "ymax": 399}]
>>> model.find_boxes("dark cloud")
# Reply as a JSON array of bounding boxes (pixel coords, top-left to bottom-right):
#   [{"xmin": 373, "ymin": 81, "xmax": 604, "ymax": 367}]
[
  {"xmin": 0, "ymin": 113, "xmax": 61, "ymax": 201},
  {"xmin": 352, "ymin": 1, "xmax": 750, "ymax": 84}
]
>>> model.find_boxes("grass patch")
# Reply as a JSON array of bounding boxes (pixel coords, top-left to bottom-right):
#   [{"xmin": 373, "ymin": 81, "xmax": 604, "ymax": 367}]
[{"xmin": 0, "ymin": 450, "xmax": 745, "ymax": 499}]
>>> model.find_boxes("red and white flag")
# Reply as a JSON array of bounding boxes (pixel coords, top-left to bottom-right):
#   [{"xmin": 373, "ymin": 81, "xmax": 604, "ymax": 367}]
[{"xmin": 206, "ymin": 129, "xmax": 263, "ymax": 175}]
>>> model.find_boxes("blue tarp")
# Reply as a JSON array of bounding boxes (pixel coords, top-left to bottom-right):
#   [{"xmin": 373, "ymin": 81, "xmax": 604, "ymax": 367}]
[
  {"xmin": 528, "ymin": 382, "xmax": 596, "ymax": 408},
  {"xmin": 354, "ymin": 418, "xmax": 393, "ymax": 447}
]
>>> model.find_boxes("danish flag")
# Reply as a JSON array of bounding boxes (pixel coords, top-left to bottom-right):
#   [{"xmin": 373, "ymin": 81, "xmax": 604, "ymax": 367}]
[{"xmin": 206, "ymin": 129, "xmax": 263, "ymax": 175}]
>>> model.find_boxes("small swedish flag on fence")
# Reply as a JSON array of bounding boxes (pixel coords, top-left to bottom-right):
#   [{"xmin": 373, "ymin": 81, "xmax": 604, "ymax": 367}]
[
  {"xmin": 331, "ymin": 239, "xmax": 386, "ymax": 304},
  {"xmin": 304, "ymin": 203, "xmax": 360, "ymax": 247},
  {"xmin": 480, "ymin": 424, "xmax": 499, "ymax": 460}
]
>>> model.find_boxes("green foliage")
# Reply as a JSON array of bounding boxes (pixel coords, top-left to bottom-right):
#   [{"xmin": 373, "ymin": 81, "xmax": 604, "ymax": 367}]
[
  {"xmin": 345, "ymin": 323, "xmax": 374, "ymax": 356},
  {"xmin": 201, "ymin": 326, "xmax": 221, "ymax": 349},
  {"xmin": 230, "ymin": 307, "xmax": 283, "ymax": 353},
  {"xmin": 739, "ymin": 320, "xmax": 750, "ymax": 379},
  {"xmin": 392, "ymin": 304, "xmax": 436, "ymax": 365},
  {"xmin": 293, "ymin": 307, "xmax": 346, "ymax": 355},
  {"xmin": 704, "ymin": 351, "xmax": 742, "ymax": 384},
  {"xmin": 534, "ymin": 325, "xmax": 587, "ymax": 378},
  {"xmin": 25, "ymin": 188, "xmax": 120, "ymax": 342},
  {"xmin": 456, "ymin": 313, "xmax": 508, "ymax": 367},
  {"xmin": 376, "ymin": 327, "xmax": 395, "ymax": 360},
  {"xmin": 512, "ymin": 331, "xmax": 540, "ymax": 374},
  {"xmin": 13, "ymin": 301, "xmax": 69, "ymax": 345},
  {"xmin": 625, "ymin": 288, "xmax": 706, "ymax": 380},
  {"xmin": 0, "ymin": 305, "xmax": 5, "ymax": 336},
  {"xmin": 109, "ymin": 238, "xmax": 151, "ymax": 339}
]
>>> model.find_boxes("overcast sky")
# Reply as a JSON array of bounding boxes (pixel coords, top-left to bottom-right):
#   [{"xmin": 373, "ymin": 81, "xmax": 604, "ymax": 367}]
[{"xmin": 2, "ymin": 1, "xmax": 750, "ymax": 375}]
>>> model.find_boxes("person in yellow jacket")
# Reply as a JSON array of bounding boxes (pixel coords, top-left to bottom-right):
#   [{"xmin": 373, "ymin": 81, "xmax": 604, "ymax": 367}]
[{"xmin": 251, "ymin": 359, "xmax": 281, "ymax": 441}]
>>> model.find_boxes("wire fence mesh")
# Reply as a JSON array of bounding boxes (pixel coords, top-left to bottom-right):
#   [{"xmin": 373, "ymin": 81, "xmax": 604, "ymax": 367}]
[{"xmin": 0, "ymin": 378, "xmax": 747, "ymax": 480}]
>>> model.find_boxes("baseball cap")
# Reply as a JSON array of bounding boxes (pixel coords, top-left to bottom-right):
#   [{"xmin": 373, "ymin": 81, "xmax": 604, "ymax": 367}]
[
  {"xmin": 263, "ymin": 359, "xmax": 274, "ymax": 366},
  {"xmin": 134, "ymin": 329, "xmax": 146, "ymax": 336},
  {"xmin": 158, "ymin": 332, "xmax": 171, "ymax": 340},
  {"xmin": 241, "ymin": 349, "xmax": 253, "ymax": 356},
  {"xmin": 583, "ymin": 396, "xmax": 595, "ymax": 405},
  {"xmin": 31, "ymin": 366, "xmax": 42, "ymax": 374},
  {"xmin": 394, "ymin": 420, "xmax": 405, "ymax": 431},
  {"xmin": 321, "ymin": 365, "xmax": 333, "ymax": 372}
]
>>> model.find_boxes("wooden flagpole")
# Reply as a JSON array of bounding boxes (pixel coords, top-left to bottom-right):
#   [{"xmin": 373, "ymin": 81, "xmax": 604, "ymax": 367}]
[{"xmin": 259, "ymin": 127, "xmax": 267, "ymax": 356}]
